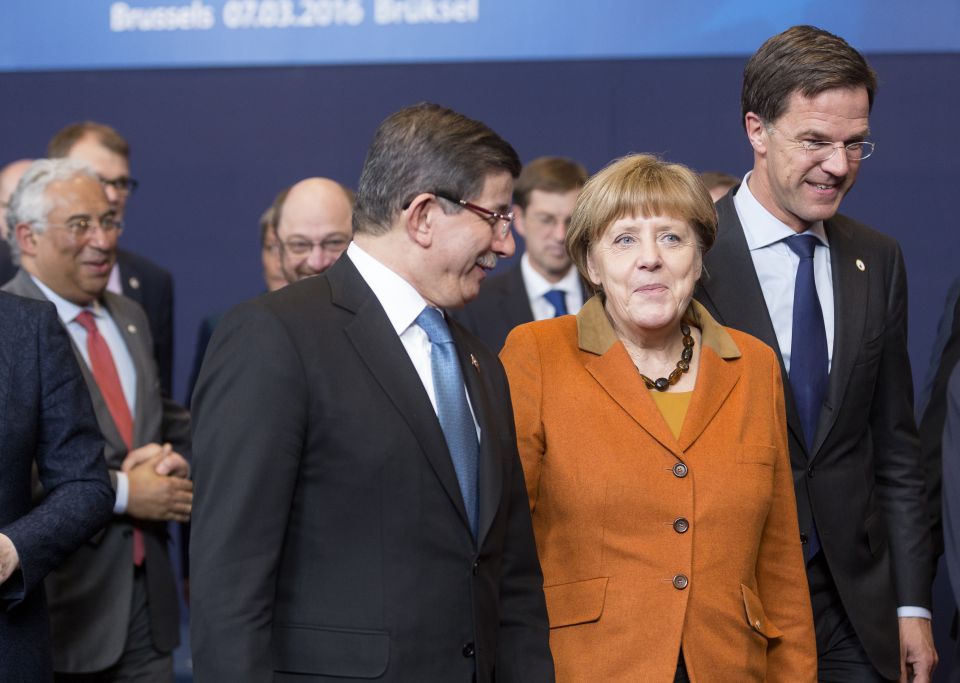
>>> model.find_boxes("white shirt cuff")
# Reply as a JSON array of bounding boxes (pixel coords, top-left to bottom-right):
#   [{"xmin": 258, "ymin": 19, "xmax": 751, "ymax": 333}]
[
  {"xmin": 897, "ymin": 606, "xmax": 932, "ymax": 620},
  {"xmin": 113, "ymin": 471, "xmax": 129, "ymax": 514}
]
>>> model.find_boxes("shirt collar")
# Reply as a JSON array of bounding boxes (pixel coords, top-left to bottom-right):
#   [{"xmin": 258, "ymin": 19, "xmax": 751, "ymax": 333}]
[
  {"xmin": 346, "ymin": 241, "xmax": 434, "ymax": 336},
  {"xmin": 520, "ymin": 253, "xmax": 581, "ymax": 300},
  {"xmin": 734, "ymin": 171, "xmax": 829, "ymax": 250},
  {"xmin": 30, "ymin": 274, "xmax": 103, "ymax": 325}
]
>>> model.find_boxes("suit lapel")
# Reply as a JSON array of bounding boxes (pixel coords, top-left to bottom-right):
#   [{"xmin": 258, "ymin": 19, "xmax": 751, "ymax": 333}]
[
  {"xmin": 811, "ymin": 218, "xmax": 870, "ymax": 459},
  {"xmin": 677, "ymin": 345, "xmax": 741, "ymax": 451},
  {"xmin": 449, "ymin": 323, "xmax": 502, "ymax": 545},
  {"xmin": 585, "ymin": 342, "xmax": 683, "ymax": 457},
  {"xmin": 331, "ymin": 257, "xmax": 473, "ymax": 533},
  {"xmin": 700, "ymin": 194, "xmax": 806, "ymax": 456},
  {"xmin": 500, "ymin": 266, "xmax": 535, "ymax": 327},
  {"xmin": 103, "ymin": 293, "xmax": 150, "ymax": 447}
]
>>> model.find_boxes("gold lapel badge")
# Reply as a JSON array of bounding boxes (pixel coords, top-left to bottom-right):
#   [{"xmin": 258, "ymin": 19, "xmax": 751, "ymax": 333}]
[
  {"xmin": 126, "ymin": 324, "xmax": 137, "ymax": 334},
  {"xmin": 470, "ymin": 354, "xmax": 480, "ymax": 374},
  {"xmin": 855, "ymin": 259, "xmax": 866, "ymax": 272}
]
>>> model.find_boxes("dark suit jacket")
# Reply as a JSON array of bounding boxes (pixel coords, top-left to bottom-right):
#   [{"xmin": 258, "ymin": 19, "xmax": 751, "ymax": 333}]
[
  {"xmin": 454, "ymin": 264, "xmax": 590, "ymax": 353},
  {"xmin": 0, "ymin": 240, "xmax": 16, "ymax": 286},
  {"xmin": 2, "ymin": 270, "xmax": 190, "ymax": 674},
  {"xmin": 190, "ymin": 254, "xmax": 553, "ymax": 682},
  {"xmin": 695, "ymin": 191, "xmax": 932, "ymax": 679},
  {"xmin": 942, "ymin": 366, "xmax": 960, "ymax": 618},
  {"xmin": 917, "ymin": 275, "xmax": 960, "ymax": 562},
  {"xmin": 0, "ymin": 293, "xmax": 113, "ymax": 681},
  {"xmin": 117, "ymin": 248, "xmax": 174, "ymax": 397}
]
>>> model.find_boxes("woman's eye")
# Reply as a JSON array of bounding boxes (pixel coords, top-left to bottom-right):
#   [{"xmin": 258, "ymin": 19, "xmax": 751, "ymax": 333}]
[{"xmin": 613, "ymin": 234, "xmax": 635, "ymax": 246}]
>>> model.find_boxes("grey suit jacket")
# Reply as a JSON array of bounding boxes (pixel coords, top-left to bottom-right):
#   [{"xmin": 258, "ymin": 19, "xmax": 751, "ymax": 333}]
[
  {"xmin": 190, "ymin": 255, "xmax": 553, "ymax": 682},
  {"xmin": 2, "ymin": 270, "xmax": 190, "ymax": 673},
  {"xmin": 454, "ymin": 264, "xmax": 590, "ymax": 353},
  {"xmin": 0, "ymin": 292, "xmax": 113, "ymax": 681},
  {"xmin": 695, "ymin": 191, "xmax": 932, "ymax": 679}
]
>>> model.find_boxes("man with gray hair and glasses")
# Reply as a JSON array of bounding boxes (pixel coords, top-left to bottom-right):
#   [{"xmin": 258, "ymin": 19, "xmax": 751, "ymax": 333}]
[
  {"xmin": 696, "ymin": 25, "xmax": 936, "ymax": 682},
  {"xmin": 4, "ymin": 158, "xmax": 192, "ymax": 681}
]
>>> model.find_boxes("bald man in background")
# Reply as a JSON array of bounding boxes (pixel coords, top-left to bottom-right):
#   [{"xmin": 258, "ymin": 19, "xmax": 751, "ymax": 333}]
[
  {"xmin": 274, "ymin": 177, "xmax": 353, "ymax": 283},
  {"xmin": 0, "ymin": 159, "xmax": 32, "ymax": 283}
]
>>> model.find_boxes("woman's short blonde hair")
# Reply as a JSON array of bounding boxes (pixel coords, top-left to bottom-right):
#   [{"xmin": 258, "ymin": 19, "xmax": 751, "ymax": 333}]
[{"xmin": 565, "ymin": 154, "xmax": 718, "ymax": 288}]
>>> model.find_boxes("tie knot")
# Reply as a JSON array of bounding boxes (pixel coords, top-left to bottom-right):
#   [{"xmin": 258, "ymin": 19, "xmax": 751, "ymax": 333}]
[
  {"xmin": 784, "ymin": 232, "xmax": 820, "ymax": 260},
  {"xmin": 74, "ymin": 309, "xmax": 97, "ymax": 333},
  {"xmin": 415, "ymin": 306, "xmax": 453, "ymax": 345},
  {"xmin": 543, "ymin": 289, "xmax": 568, "ymax": 317}
]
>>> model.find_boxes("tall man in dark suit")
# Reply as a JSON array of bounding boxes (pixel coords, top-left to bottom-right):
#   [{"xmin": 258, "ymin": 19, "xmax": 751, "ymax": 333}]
[
  {"xmin": 0, "ymin": 158, "xmax": 32, "ymax": 283},
  {"xmin": 695, "ymin": 26, "xmax": 936, "ymax": 682},
  {"xmin": 0, "ymin": 292, "xmax": 114, "ymax": 681},
  {"xmin": 48, "ymin": 122, "xmax": 176, "ymax": 397},
  {"xmin": 190, "ymin": 103, "xmax": 553, "ymax": 682},
  {"xmin": 4, "ymin": 158, "xmax": 193, "ymax": 680},
  {"xmin": 941, "ymin": 365, "xmax": 960, "ymax": 682},
  {"xmin": 455, "ymin": 156, "xmax": 588, "ymax": 351}
]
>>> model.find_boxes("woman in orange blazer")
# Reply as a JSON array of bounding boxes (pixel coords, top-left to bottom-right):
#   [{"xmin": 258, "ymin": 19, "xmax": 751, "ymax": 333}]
[{"xmin": 500, "ymin": 154, "xmax": 816, "ymax": 682}]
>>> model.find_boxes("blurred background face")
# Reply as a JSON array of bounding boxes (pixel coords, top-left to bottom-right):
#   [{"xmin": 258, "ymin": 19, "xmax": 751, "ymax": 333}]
[
  {"xmin": 261, "ymin": 228, "xmax": 286, "ymax": 292},
  {"xmin": 276, "ymin": 180, "xmax": 352, "ymax": 283},
  {"xmin": 586, "ymin": 213, "xmax": 702, "ymax": 336},
  {"xmin": 65, "ymin": 134, "xmax": 133, "ymax": 219},
  {"xmin": 0, "ymin": 159, "xmax": 32, "ymax": 239},
  {"xmin": 514, "ymin": 187, "xmax": 579, "ymax": 283},
  {"xmin": 26, "ymin": 175, "xmax": 118, "ymax": 305}
]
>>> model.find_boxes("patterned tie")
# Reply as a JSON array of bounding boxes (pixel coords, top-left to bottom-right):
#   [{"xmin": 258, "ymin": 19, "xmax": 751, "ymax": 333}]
[
  {"xmin": 543, "ymin": 289, "xmax": 568, "ymax": 317},
  {"xmin": 415, "ymin": 307, "xmax": 479, "ymax": 537},
  {"xmin": 784, "ymin": 232, "xmax": 828, "ymax": 560},
  {"xmin": 75, "ymin": 310, "xmax": 145, "ymax": 566}
]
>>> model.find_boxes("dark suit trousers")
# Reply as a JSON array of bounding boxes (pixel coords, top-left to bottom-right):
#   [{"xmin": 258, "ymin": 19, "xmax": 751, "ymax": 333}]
[{"xmin": 808, "ymin": 554, "xmax": 894, "ymax": 682}]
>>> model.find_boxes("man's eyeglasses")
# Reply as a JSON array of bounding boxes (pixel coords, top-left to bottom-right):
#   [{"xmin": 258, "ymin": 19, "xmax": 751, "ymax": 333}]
[
  {"xmin": 280, "ymin": 235, "xmax": 350, "ymax": 256},
  {"xmin": 45, "ymin": 216, "xmax": 124, "ymax": 239},
  {"xmin": 766, "ymin": 125, "xmax": 875, "ymax": 163},
  {"xmin": 99, "ymin": 175, "xmax": 139, "ymax": 195},
  {"xmin": 434, "ymin": 192, "xmax": 514, "ymax": 238}
]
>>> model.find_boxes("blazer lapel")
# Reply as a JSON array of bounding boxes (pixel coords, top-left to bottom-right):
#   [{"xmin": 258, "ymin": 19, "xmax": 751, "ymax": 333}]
[
  {"xmin": 700, "ymin": 193, "xmax": 807, "ymax": 457},
  {"xmin": 449, "ymin": 324, "xmax": 502, "ymax": 545},
  {"xmin": 103, "ymin": 293, "xmax": 151, "ymax": 447},
  {"xmin": 810, "ymin": 219, "xmax": 869, "ymax": 459},
  {"xmin": 331, "ymin": 257, "xmax": 473, "ymax": 533},
  {"xmin": 500, "ymin": 266, "xmax": 535, "ymax": 327}
]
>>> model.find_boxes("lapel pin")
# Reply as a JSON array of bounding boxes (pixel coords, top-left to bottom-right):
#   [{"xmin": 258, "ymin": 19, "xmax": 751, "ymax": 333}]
[
  {"xmin": 855, "ymin": 259, "xmax": 865, "ymax": 272},
  {"xmin": 128, "ymin": 276, "xmax": 141, "ymax": 290},
  {"xmin": 470, "ymin": 354, "xmax": 480, "ymax": 374},
  {"xmin": 126, "ymin": 324, "xmax": 137, "ymax": 334}
]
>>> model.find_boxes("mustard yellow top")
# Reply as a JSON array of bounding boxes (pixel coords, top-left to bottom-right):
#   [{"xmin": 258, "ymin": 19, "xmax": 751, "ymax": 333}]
[{"xmin": 649, "ymin": 390, "xmax": 693, "ymax": 439}]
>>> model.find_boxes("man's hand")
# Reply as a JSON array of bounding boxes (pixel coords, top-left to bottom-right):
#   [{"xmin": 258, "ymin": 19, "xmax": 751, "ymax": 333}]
[
  {"xmin": 126, "ymin": 450, "xmax": 193, "ymax": 523},
  {"xmin": 899, "ymin": 616, "xmax": 938, "ymax": 683},
  {"xmin": 0, "ymin": 533, "xmax": 20, "ymax": 584},
  {"xmin": 122, "ymin": 442, "xmax": 190, "ymax": 478}
]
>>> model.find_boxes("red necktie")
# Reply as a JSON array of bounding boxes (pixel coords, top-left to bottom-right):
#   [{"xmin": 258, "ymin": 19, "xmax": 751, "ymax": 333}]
[{"xmin": 75, "ymin": 310, "xmax": 145, "ymax": 566}]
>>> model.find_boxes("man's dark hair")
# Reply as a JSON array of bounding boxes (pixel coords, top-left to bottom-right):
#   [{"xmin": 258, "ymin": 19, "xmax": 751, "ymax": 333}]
[
  {"xmin": 741, "ymin": 25, "xmax": 877, "ymax": 128},
  {"xmin": 353, "ymin": 103, "xmax": 521, "ymax": 236},
  {"xmin": 513, "ymin": 156, "xmax": 588, "ymax": 210},
  {"xmin": 47, "ymin": 121, "xmax": 131, "ymax": 161}
]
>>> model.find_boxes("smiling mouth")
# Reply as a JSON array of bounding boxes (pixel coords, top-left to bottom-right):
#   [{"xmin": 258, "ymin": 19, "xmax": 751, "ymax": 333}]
[{"xmin": 476, "ymin": 253, "xmax": 497, "ymax": 270}]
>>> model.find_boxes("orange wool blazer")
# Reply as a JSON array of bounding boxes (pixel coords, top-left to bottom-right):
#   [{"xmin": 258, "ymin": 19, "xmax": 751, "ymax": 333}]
[{"xmin": 500, "ymin": 297, "xmax": 816, "ymax": 682}]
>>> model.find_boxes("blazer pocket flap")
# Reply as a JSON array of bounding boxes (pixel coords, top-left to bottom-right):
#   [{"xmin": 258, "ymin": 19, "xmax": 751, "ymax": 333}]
[
  {"xmin": 741, "ymin": 584, "xmax": 783, "ymax": 639},
  {"xmin": 273, "ymin": 624, "xmax": 389, "ymax": 678},
  {"xmin": 544, "ymin": 577, "xmax": 608, "ymax": 628}
]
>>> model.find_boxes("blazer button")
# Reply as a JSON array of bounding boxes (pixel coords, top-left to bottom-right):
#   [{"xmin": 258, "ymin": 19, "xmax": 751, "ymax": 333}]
[
  {"xmin": 807, "ymin": 465, "xmax": 815, "ymax": 478},
  {"xmin": 672, "ymin": 462, "xmax": 688, "ymax": 478},
  {"xmin": 673, "ymin": 518, "xmax": 689, "ymax": 534},
  {"xmin": 462, "ymin": 642, "xmax": 475, "ymax": 658},
  {"xmin": 754, "ymin": 619, "xmax": 762, "ymax": 630},
  {"xmin": 672, "ymin": 574, "xmax": 689, "ymax": 590},
  {"xmin": 472, "ymin": 560, "xmax": 480, "ymax": 576},
  {"xmin": 800, "ymin": 533, "xmax": 808, "ymax": 545}
]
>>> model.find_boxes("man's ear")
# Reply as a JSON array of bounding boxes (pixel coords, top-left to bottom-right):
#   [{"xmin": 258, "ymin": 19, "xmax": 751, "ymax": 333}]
[
  {"xmin": 403, "ymin": 192, "xmax": 437, "ymax": 248},
  {"xmin": 744, "ymin": 112, "xmax": 768, "ymax": 155},
  {"xmin": 14, "ymin": 223, "xmax": 38, "ymax": 257},
  {"xmin": 512, "ymin": 205, "xmax": 527, "ymax": 238}
]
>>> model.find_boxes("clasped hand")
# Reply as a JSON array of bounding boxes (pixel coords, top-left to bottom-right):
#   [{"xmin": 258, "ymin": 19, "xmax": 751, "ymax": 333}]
[{"xmin": 123, "ymin": 443, "xmax": 193, "ymax": 523}]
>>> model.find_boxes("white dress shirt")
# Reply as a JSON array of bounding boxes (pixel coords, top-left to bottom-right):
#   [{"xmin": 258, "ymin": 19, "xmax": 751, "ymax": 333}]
[
  {"xmin": 31, "ymin": 275, "xmax": 137, "ymax": 513},
  {"xmin": 520, "ymin": 254, "xmax": 585, "ymax": 320},
  {"xmin": 733, "ymin": 173, "xmax": 834, "ymax": 373},
  {"xmin": 346, "ymin": 242, "xmax": 480, "ymax": 436},
  {"xmin": 732, "ymin": 174, "xmax": 929, "ymax": 621}
]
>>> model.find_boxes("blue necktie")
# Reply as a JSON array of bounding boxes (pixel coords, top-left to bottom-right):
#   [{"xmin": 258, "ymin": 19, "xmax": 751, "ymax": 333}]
[
  {"xmin": 416, "ymin": 307, "xmax": 479, "ymax": 537},
  {"xmin": 543, "ymin": 289, "xmax": 568, "ymax": 317},
  {"xmin": 784, "ymin": 232, "xmax": 828, "ymax": 560}
]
